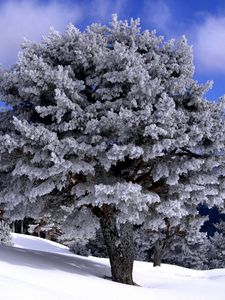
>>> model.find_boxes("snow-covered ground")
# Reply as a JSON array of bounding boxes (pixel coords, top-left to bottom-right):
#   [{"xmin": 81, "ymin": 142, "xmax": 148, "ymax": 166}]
[{"xmin": 0, "ymin": 234, "xmax": 224, "ymax": 300}]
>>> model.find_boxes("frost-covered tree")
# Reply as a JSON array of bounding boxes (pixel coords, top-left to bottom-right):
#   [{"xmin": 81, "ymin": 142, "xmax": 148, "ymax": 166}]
[
  {"xmin": 69, "ymin": 229, "xmax": 107, "ymax": 257},
  {"xmin": 162, "ymin": 215, "xmax": 210, "ymax": 269},
  {"xmin": 0, "ymin": 110, "xmax": 17, "ymax": 220},
  {"xmin": 1, "ymin": 16, "xmax": 225, "ymax": 284},
  {"xmin": 207, "ymin": 221, "xmax": 225, "ymax": 269},
  {"xmin": 134, "ymin": 212, "xmax": 209, "ymax": 268},
  {"xmin": 0, "ymin": 220, "xmax": 13, "ymax": 246}
]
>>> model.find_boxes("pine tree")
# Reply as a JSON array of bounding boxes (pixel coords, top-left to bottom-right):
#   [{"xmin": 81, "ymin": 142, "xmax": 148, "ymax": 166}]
[
  {"xmin": 134, "ymin": 213, "xmax": 209, "ymax": 268},
  {"xmin": 162, "ymin": 215, "xmax": 210, "ymax": 269},
  {"xmin": 0, "ymin": 16, "xmax": 225, "ymax": 284},
  {"xmin": 208, "ymin": 221, "xmax": 225, "ymax": 269},
  {"xmin": 0, "ymin": 220, "xmax": 13, "ymax": 246}
]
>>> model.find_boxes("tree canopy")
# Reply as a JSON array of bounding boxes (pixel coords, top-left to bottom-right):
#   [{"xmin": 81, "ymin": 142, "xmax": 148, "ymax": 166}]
[{"xmin": 1, "ymin": 15, "xmax": 225, "ymax": 284}]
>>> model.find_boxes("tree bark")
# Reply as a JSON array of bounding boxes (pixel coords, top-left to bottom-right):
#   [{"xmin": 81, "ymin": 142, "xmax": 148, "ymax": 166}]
[
  {"xmin": 20, "ymin": 220, "xmax": 24, "ymax": 233},
  {"xmin": 12, "ymin": 221, "xmax": 15, "ymax": 233},
  {"xmin": 99, "ymin": 205, "xmax": 134, "ymax": 285},
  {"xmin": 153, "ymin": 241, "xmax": 163, "ymax": 267}
]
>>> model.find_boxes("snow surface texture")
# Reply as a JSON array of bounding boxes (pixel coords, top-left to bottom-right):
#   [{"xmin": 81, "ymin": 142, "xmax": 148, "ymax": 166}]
[{"xmin": 0, "ymin": 233, "xmax": 224, "ymax": 300}]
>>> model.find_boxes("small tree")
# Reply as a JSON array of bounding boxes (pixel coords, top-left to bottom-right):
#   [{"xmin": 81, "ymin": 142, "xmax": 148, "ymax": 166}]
[
  {"xmin": 1, "ymin": 16, "xmax": 225, "ymax": 284},
  {"xmin": 134, "ymin": 213, "xmax": 209, "ymax": 268},
  {"xmin": 0, "ymin": 220, "xmax": 13, "ymax": 246},
  {"xmin": 207, "ymin": 221, "xmax": 225, "ymax": 269},
  {"xmin": 162, "ymin": 216, "xmax": 210, "ymax": 269}
]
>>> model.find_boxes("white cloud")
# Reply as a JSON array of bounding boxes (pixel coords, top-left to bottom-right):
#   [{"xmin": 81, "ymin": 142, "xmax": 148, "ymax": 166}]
[
  {"xmin": 194, "ymin": 16, "xmax": 225, "ymax": 73},
  {"xmin": 0, "ymin": 0, "xmax": 129, "ymax": 67},
  {"xmin": 0, "ymin": 1, "xmax": 82, "ymax": 67},
  {"xmin": 142, "ymin": 3, "xmax": 225, "ymax": 74},
  {"xmin": 89, "ymin": 0, "xmax": 127, "ymax": 22},
  {"xmin": 143, "ymin": 0, "xmax": 172, "ymax": 33}
]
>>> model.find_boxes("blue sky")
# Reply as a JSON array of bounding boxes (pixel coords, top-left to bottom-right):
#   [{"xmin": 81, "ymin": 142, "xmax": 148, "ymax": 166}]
[{"xmin": 1, "ymin": 0, "xmax": 225, "ymax": 100}]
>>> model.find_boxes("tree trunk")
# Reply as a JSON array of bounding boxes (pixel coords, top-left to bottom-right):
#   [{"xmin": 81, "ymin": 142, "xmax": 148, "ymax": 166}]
[
  {"xmin": 99, "ymin": 205, "xmax": 134, "ymax": 285},
  {"xmin": 45, "ymin": 230, "xmax": 51, "ymax": 240},
  {"xmin": 153, "ymin": 241, "xmax": 163, "ymax": 267},
  {"xmin": 20, "ymin": 220, "xmax": 24, "ymax": 233},
  {"xmin": 12, "ymin": 221, "xmax": 15, "ymax": 233}
]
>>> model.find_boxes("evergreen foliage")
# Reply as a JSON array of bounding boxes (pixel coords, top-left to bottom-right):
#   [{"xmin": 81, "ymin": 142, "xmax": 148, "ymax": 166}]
[
  {"xmin": 207, "ymin": 221, "xmax": 225, "ymax": 269},
  {"xmin": 0, "ymin": 220, "xmax": 13, "ymax": 246},
  {"xmin": 0, "ymin": 15, "xmax": 225, "ymax": 283},
  {"xmin": 163, "ymin": 216, "xmax": 209, "ymax": 269}
]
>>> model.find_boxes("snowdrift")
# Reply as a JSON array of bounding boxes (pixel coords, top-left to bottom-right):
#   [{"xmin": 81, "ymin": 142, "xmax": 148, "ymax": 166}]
[{"xmin": 0, "ymin": 233, "xmax": 224, "ymax": 300}]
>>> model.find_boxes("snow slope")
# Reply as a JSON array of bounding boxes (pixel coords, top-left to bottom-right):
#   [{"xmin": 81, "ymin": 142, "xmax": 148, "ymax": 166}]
[{"xmin": 0, "ymin": 234, "xmax": 225, "ymax": 300}]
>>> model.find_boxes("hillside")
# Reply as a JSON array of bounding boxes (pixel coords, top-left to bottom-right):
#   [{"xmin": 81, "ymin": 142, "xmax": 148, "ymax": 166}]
[{"xmin": 0, "ymin": 234, "xmax": 224, "ymax": 300}]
